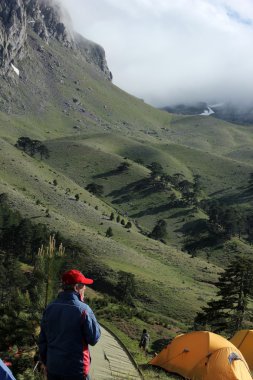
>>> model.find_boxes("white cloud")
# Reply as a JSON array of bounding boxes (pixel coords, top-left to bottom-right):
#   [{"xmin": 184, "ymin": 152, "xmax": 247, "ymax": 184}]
[{"xmin": 59, "ymin": 0, "xmax": 253, "ymax": 106}]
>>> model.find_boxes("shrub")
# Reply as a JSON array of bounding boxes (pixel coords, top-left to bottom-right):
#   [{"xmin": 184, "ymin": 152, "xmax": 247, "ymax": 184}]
[
  {"xmin": 106, "ymin": 227, "xmax": 113, "ymax": 237},
  {"xmin": 125, "ymin": 221, "xmax": 132, "ymax": 229},
  {"xmin": 85, "ymin": 183, "xmax": 104, "ymax": 196}
]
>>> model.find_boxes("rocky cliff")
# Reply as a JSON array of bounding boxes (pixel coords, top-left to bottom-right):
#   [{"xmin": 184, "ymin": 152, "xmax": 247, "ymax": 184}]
[
  {"xmin": 0, "ymin": 0, "xmax": 111, "ymax": 79},
  {"xmin": 0, "ymin": 0, "xmax": 27, "ymax": 74}
]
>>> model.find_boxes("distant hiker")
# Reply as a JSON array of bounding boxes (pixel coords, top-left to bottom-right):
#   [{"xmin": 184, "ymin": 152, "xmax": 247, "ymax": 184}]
[
  {"xmin": 39, "ymin": 269, "xmax": 101, "ymax": 380},
  {"xmin": 139, "ymin": 329, "xmax": 150, "ymax": 353}
]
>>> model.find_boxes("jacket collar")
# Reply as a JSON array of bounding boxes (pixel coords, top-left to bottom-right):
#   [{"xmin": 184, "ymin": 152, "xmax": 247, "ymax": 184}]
[{"xmin": 58, "ymin": 291, "xmax": 81, "ymax": 301}]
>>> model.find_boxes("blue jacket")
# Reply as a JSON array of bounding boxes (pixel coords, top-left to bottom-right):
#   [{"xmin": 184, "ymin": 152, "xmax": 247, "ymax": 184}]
[
  {"xmin": 0, "ymin": 359, "xmax": 16, "ymax": 380},
  {"xmin": 39, "ymin": 291, "xmax": 101, "ymax": 377}
]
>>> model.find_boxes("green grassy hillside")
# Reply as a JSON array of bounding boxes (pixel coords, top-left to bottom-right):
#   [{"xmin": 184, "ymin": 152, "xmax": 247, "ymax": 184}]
[
  {"xmin": 0, "ymin": 134, "xmax": 220, "ymax": 321},
  {"xmin": 1, "ymin": 28, "xmax": 253, "ymax": 347}
]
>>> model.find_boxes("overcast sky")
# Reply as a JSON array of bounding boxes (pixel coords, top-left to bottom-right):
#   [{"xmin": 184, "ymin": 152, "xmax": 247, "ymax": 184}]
[{"xmin": 59, "ymin": 0, "xmax": 253, "ymax": 107}]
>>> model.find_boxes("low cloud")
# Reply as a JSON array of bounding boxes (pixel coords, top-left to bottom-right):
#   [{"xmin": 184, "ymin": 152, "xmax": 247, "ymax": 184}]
[{"xmin": 59, "ymin": 0, "xmax": 253, "ymax": 107}]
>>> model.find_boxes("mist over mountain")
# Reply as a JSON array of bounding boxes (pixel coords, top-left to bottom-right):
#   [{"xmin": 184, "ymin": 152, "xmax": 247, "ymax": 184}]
[
  {"xmin": 3, "ymin": 0, "xmax": 252, "ymax": 123},
  {"xmin": 60, "ymin": 0, "xmax": 253, "ymax": 110},
  {"xmin": 162, "ymin": 101, "xmax": 253, "ymax": 125}
]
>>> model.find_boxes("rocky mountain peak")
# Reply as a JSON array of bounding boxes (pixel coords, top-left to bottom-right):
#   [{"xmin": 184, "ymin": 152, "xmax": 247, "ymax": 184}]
[
  {"xmin": 0, "ymin": 0, "xmax": 27, "ymax": 73},
  {"xmin": 0, "ymin": 0, "xmax": 111, "ymax": 80},
  {"xmin": 26, "ymin": 0, "xmax": 72, "ymax": 44}
]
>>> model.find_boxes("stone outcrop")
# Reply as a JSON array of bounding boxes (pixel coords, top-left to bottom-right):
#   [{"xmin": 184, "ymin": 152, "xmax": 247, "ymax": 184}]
[
  {"xmin": 75, "ymin": 33, "xmax": 112, "ymax": 80},
  {"xmin": 0, "ymin": 0, "xmax": 27, "ymax": 74},
  {"xmin": 26, "ymin": 0, "xmax": 72, "ymax": 44},
  {"xmin": 0, "ymin": 0, "xmax": 111, "ymax": 79}
]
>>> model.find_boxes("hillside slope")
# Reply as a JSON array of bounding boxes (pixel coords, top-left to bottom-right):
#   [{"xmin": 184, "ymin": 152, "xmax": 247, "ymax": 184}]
[{"xmin": 1, "ymin": 0, "xmax": 253, "ymax": 327}]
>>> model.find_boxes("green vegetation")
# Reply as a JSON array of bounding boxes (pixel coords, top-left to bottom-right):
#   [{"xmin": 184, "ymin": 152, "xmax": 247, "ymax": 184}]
[
  {"xmin": 106, "ymin": 226, "xmax": 113, "ymax": 237},
  {"xmin": 0, "ymin": 197, "xmax": 216, "ymax": 379},
  {"xmin": 195, "ymin": 255, "xmax": 253, "ymax": 335},
  {"xmin": 86, "ymin": 182, "xmax": 104, "ymax": 196},
  {"xmin": 1, "ymin": 27, "xmax": 253, "ymax": 379},
  {"xmin": 16, "ymin": 137, "xmax": 49, "ymax": 160},
  {"xmin": 150, "ymin": 219, "xmax": 167, "ymax": 241},
  {"xmin": 0, "ymin": 200, "xmax": 63, "ymax": 378}
]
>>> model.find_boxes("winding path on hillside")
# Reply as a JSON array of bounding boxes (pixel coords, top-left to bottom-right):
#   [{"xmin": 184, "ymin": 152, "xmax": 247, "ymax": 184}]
[{"xmin": 89, "ymin": 326, "xmax": 143, "ymax": 380}]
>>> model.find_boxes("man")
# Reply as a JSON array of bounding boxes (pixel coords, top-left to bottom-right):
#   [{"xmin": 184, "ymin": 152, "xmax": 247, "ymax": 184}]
[
  {"xmin": 39, "ymin": 269, "xmax": 101, "ymax": 380},
  {"xmin": 139, "ymin": 329, "xmax": 150, "ymax": 354}
]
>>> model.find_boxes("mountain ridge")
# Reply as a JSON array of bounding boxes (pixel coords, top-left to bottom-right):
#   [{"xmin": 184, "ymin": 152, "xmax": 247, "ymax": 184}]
[{"xmin": 0, "ymin": 0, "xmax": 111, "ymax": 80}]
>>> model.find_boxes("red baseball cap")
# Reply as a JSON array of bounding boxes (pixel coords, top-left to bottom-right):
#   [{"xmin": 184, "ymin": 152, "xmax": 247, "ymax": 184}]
[{"xmin": 62, "ymin": 269, "xmax": 93, "ymax": 285}]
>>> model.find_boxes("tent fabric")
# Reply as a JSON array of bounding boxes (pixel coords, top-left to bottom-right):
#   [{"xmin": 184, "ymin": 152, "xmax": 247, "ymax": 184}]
[
  {"xmin": 230, "ymin": 329, "xmax": 253, "ymax": 370},
  {"xmin": 149, "ymin": 331, "xmax": 251, "ymax": 380},
  {"xmin": 0, "ymin": 359, "xmax": 16, "ymax": 380},
  {"xmin": 89, "ymin": 326, "xmax": 142, "ymax": 380},
  {"xmin": 190, "ymin": 347, "xmax": 251, "ymax": 380}
]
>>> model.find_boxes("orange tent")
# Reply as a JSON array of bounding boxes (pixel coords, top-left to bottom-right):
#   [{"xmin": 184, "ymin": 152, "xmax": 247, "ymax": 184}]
[
  {"xmin": 231, "ymin": 330, "xmax": 253, "ymax": 370},
  {"xmin": 149, "ymin": 331, "xmax": 252, "ymax": 380}
]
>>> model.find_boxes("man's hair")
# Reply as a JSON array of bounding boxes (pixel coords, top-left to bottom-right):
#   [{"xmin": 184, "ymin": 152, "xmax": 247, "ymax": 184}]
[
  {"xmin": 62, "ymin": 283, "xmax": 85, "ymax": 291},
  {"xmin": 62, "ymin": 283, "xmax": 76, "ymax": 291}
]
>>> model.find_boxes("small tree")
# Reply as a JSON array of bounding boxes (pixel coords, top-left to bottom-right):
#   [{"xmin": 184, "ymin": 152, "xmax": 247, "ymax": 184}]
[
  {"xmin": 85, "ymin": 183, "xmax": 104, "ymax": 196},
  {"xmin": 121, "ymin": 219, "xmax": 125, "ymax": 226},
  {"xmin": 37, "ymin": 144, "xmax": 50, "ymax": 160},
  {"xmin": 125, "ymin": 221, "xmax": 132, "ymax": 229},
  {"xmin": 29, "ymin": 139, "xmax": 42, "ymax": 157},
  {"xmin": 35, "ymin": 235, "xmax": 65, "ymax": 309},
  {"xmin": 194, "ymin": 256, "xmax": 253, "ymax": 334},
  {"xmin": 178, "ymin": 179, "xmax": 192, "ymax": 193},
  {"xmin": 106, "ymin": 227, "xmax": 113, "ymax": 237},
  {"xmin": 110, "ymin": 212, "xmax": 115, "ymax": 221},
  {"xmin": 75, "ymin": 194, "xmax": 80, "ymax": 201},
  {"xmin": 116, "ymin": 215, "xmax": 121, "ymax": 223},
  {"xmin": 207, "ymin": 203, "xmax": 241, "ymax": 240},
  {"xmin": 116, "ymin": 271, "xmax": 136, "ymax": 304},
  {"xmin": 16, "ymin": 137, "xmax": 32, "ymax": 153},
  {"xmin": 148, "ymin": 162, "xmax": 163, "ymax": 178},
  {"xmin": 150, "ymin": 219, "xmax": 167, "ymax": 241},
  {"xmin": 117, "ymin": 162, "xmax": 130, "ymax": 172},
  {"xmin": 16, "ymin": 137, "xmax": 49, "ymax": 160},
  {"xmin": 171, "ymin": 173, "xmax": 185, "ymax": 187}
]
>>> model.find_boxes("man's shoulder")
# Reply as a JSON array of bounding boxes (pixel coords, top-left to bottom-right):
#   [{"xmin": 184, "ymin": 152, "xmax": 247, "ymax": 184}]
[
  {"xmin": 44, "ymin": 293, "xmax": 94, "ymax": 316},
  {"xmin": 76, "ymin": 301, "xmax": 93, "ymax": 315}
]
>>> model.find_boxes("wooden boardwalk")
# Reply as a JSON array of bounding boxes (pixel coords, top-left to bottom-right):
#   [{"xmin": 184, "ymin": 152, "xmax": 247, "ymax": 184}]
[{"xmin": 89, "ymin": 326, "xmax": 142, "ymax": 380}]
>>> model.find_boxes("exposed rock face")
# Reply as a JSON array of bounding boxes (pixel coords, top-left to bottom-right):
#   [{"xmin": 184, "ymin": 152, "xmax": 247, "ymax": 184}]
[
  {"xmin": 0, "ymin": 0, "xmax": 27, "ymax": 74},
  {"xmin": 75, "ymin": 33, "xmax": 112, "ymax": 80},
  {"xmin": 0, "ymin": 0, "xmax": 111, "ymax": 79},
  {"xmin": 26, "ymin": 0, "xmax": 72, "ymax": 44}
]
